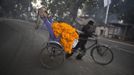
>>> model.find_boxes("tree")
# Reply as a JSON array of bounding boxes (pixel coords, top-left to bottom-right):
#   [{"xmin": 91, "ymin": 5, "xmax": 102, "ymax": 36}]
[
  {"xmin": 41, "ymin": 0, "xmax": 87, "ymax": 24},
  {"xmin": 123, "ymin": 0, "xmax": 134, "ymax": 24},
  {"xmin": 0, "ymin": 0, "xmax": 34, "ymax": 21}
]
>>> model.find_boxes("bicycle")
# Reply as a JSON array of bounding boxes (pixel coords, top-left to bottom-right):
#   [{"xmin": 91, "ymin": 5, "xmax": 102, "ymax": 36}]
[{"xmin": 40, "ymin": 29, "xmax": 113, "ymax": 69}]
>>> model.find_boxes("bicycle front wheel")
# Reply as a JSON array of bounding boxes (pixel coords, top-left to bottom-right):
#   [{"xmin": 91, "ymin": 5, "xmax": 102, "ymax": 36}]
[
  {"xmin": 91, "ymin": 45, "xmax": 113, "ymax": 65},
  {"xmin": 40, "ymin": 43, "xmax": 65, "ymax": 69}
]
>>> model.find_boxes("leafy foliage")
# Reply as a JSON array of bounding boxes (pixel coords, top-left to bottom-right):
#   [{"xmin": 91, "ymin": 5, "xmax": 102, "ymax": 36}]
[
  {"xmin": 0, "ymin": 0, "xmax": 134, "ymax": 24},
  {"xmin": 0, "ymin": 0, "xmax": 34, "ymax": 21}
]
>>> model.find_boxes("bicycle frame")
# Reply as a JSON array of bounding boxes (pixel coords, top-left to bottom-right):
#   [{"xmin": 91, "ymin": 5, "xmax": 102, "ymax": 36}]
[{"xmin": 79, "ymin": 35, "xmax": 99, "ymax": 51}]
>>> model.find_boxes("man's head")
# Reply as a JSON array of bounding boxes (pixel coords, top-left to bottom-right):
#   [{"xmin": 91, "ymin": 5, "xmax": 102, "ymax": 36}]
[
  {"xmin": 88, "ymin": 20, "xmax": 94, "ymax": 25},
  {"xmin": 38, "ymin": 7, "xmax": 48, "ymax": 17}
]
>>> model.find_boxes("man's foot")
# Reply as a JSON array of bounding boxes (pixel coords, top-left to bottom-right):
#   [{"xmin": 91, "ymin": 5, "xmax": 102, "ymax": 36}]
[
  {"xmin": 76, "ymin": 54, "xmax": 83, "ymax": 60},
  {"xmin": 76, "ymin": 50, "xmax": 86, "ymax": 60},
  {"xmin": 65, "ymin": 53, "xmax": 73, "ymax": 59}
]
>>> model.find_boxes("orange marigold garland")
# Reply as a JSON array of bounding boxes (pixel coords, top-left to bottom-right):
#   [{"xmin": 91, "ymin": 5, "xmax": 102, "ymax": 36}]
[{"xmin": 52, "ymin": 21, "xmax": 79, "ymax": 54}]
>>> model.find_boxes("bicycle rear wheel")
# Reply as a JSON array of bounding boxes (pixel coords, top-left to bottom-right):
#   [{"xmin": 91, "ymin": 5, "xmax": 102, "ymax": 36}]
[
  {"xmin": 40, "ymin": 43, "xmax": 65, "ymax": 69},
  {"xmin": 91, "ymin": 45, "xmax": 113, "ymax": 65}
]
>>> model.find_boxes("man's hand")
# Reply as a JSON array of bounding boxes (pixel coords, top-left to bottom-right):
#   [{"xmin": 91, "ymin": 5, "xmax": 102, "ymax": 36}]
[{"xmin": 76, "ymin": 29, "xmax": 84, "ymax": 34}]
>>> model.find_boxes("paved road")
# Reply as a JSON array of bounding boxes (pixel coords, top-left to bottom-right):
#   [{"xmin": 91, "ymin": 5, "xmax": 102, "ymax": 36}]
[
  {"xmin": 0, "ymin": 18, "xmax": 134, "ymax": 75},
  {"xmin": 98, "ymin": 37, "xmax": 134, "ymax": 74}
]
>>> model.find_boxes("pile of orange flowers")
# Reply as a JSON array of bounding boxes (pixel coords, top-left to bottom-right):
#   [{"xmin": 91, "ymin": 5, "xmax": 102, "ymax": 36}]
[{"xmin": 52, "ymin": 21, "xmax": 79, "ymax": 54}]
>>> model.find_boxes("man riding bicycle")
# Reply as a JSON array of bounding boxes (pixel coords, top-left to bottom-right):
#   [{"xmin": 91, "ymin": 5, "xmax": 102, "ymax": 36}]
[{"xmin": 74, "ymin": 20, "xmax": 95, "ymax": 60}]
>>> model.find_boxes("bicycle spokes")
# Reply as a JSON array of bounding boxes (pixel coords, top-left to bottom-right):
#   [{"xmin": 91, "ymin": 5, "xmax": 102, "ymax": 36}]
[
  {"xmin": 40, "ymin": 43, "xmax": 65, "ymax": 69},
  {"xmin": 97, "ymin": 47, "xmax": 108, "ymax": 57}
]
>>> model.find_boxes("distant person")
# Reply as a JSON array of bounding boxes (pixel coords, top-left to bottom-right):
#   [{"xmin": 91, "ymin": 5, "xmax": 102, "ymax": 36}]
[{"xmin": 36, "ymin": 7, "xmax": 53, "ymax": 29}]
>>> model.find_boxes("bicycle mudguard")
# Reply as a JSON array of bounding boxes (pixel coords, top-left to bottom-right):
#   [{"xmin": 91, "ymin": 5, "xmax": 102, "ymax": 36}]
[{"xmin": 48, "ymin": 41, "xmax": 63, "ymax": 48}]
